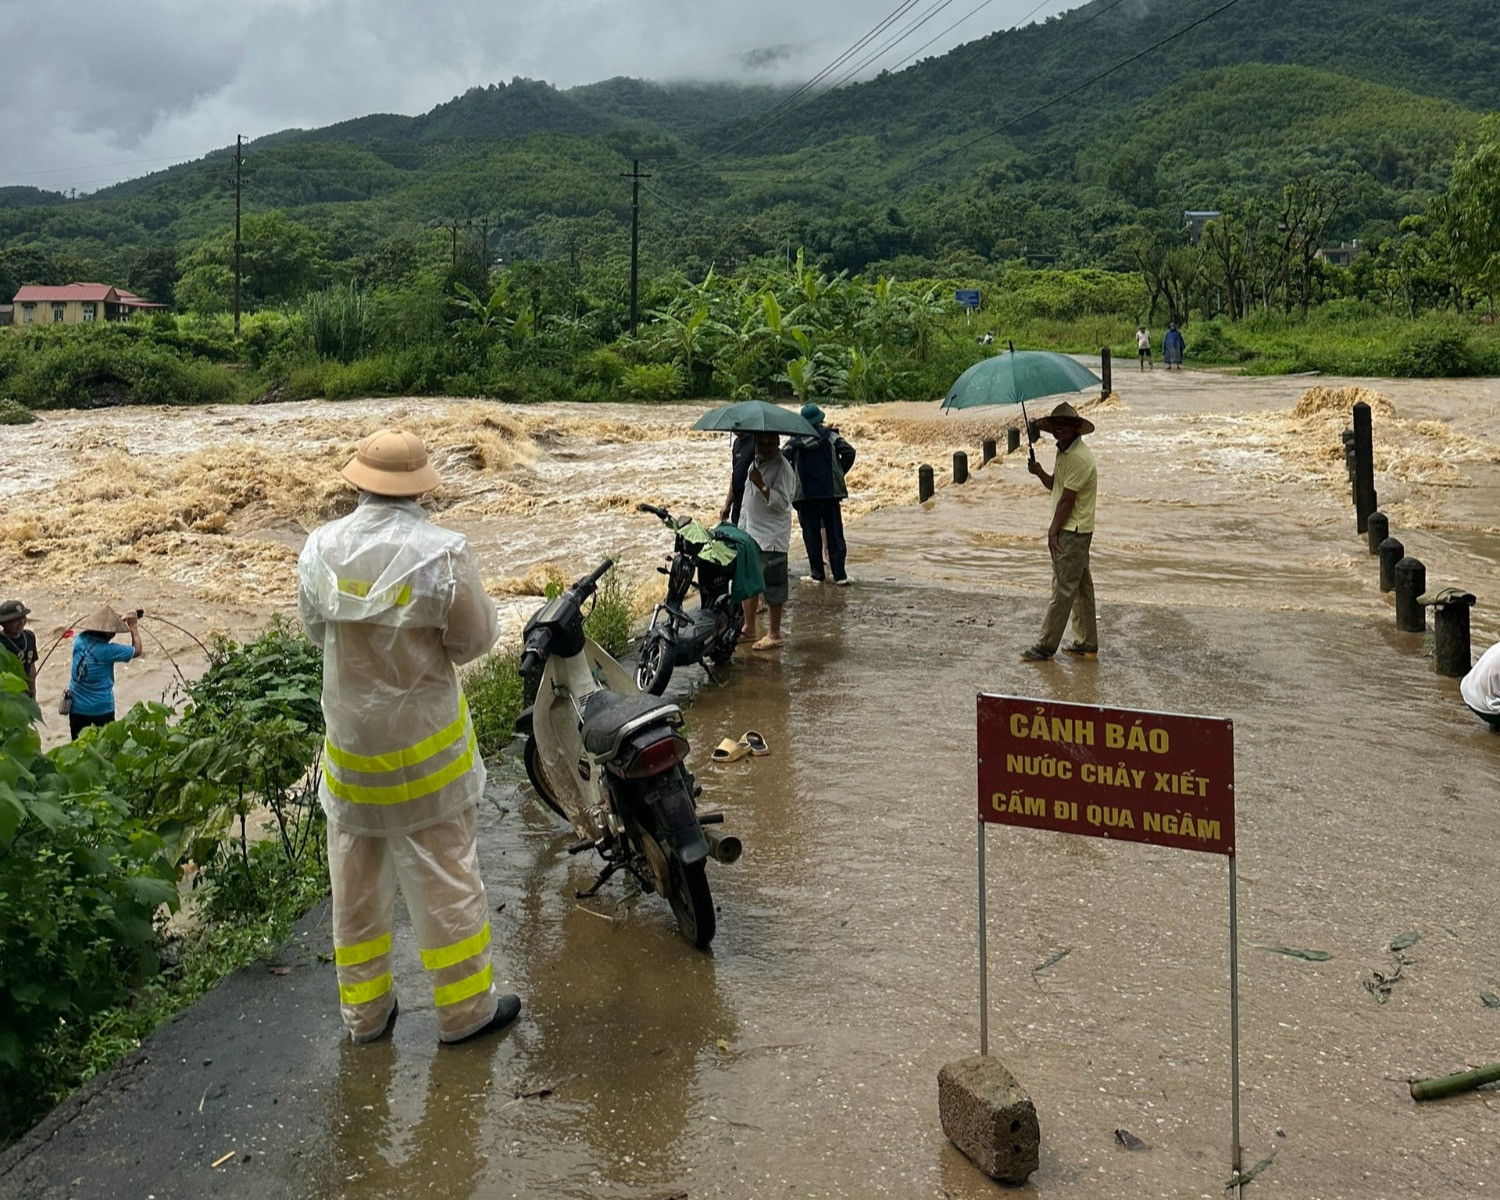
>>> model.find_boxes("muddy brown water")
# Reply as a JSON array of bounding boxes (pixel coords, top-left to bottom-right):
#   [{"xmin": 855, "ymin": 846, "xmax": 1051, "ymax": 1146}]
[{"xmin": 4, "ymin": 368, "xmax": 1499, "ymax": 1197}]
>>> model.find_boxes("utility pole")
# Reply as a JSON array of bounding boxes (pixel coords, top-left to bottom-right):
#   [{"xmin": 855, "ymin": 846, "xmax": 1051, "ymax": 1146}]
[
  {"xmin": 233, "ymin": 134, "xmax": 243, "ymax": 338},
  {"xmin": 621, "ymin": 159, "xmax": 650, "ymax": 336}
]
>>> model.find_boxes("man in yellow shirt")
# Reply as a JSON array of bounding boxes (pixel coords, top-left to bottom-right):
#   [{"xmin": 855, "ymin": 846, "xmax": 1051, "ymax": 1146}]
[{"xmin": 1022, "ymin": 402, "xmax": 1098, "ymax": 662}]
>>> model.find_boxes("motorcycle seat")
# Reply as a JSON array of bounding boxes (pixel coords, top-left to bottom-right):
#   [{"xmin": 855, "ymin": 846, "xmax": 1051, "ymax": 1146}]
[{"xmin": 580, "ymin": 690, "xmax": 682, "ymax": 758}]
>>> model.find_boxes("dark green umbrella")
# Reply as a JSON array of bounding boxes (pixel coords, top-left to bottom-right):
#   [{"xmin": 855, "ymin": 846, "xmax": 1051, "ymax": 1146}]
[
  {"xmin": 941, "ymin": 350, "xmax": 1101, "ymax": 412},
  {"xmin": 692, "ymin": 399, "xmax": 817, "ymax": 437}
]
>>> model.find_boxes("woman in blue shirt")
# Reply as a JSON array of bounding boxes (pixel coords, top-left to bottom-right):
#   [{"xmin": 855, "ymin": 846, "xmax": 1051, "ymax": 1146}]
[{"xmin": 69, "ymin": 605, "xmax": 144, "ymax": 739}]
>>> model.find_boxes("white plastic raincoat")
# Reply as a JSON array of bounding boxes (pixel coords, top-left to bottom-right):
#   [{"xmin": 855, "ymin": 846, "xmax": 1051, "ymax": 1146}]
[
  {"xmin": 298, "ymin": 494, "xmax": 498, "ymax": 838},
  {"xmin": 299, "ymin": 494, "xmax": 502, "ymax": 1042}
]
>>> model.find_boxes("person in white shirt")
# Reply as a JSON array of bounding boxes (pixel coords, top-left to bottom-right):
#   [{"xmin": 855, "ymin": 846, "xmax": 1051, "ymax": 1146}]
[
  {"xmin": 1460, "ymin": 641, "xmax": 1500, "ymax": 730},
  {"xmin": 737, "ymin": 431, "xmax": 795, "ymax": 651},
  {"xmin": 1136, "ymin": 326, "xmax": 1152, "ymax": 370}
]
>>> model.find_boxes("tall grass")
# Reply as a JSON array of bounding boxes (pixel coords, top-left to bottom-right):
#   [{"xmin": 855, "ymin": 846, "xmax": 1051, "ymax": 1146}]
[{"xmin": 301, "ymin": 283, "xmax": 376, "ymax": 365}]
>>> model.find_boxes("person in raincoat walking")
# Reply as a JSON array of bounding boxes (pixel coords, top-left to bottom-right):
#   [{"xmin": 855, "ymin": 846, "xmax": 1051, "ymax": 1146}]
[{"xmin": 299, "ymin": 428, "xmax": 520, "ymax": 1044}]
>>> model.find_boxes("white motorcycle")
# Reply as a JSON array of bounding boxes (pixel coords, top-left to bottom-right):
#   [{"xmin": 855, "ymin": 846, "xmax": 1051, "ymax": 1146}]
[{"xmin": 515, "ymin": 560, "xmax": 740, "ymax": 949}]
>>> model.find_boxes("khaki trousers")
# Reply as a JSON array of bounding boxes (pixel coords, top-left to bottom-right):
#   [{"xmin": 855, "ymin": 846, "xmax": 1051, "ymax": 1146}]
[
  {"xmin": 329, "ymin": 804, "xmax": 499, "ymax": 1042},
  {"xmin": 1037, "ymin": 530, "xmax": 1097, "ymax": 654}
]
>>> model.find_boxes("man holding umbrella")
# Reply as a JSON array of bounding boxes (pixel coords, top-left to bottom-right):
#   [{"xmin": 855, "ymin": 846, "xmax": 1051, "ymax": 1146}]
[{"xmin": 1021, "ymin": 401, "xmax": 1098, "ymax": 662}]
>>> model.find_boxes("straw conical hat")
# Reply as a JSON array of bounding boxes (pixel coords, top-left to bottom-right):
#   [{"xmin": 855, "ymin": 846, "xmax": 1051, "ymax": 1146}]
[{"xmin": 79, "ymin": 604, "xmax": 129, "ymax": 634}]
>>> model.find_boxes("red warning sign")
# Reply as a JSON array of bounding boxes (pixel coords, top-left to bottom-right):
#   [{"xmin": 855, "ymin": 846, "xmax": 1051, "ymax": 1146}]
[{"xmin": 977, "ymin": 695, "xmax": 1235, "ymax": 856}]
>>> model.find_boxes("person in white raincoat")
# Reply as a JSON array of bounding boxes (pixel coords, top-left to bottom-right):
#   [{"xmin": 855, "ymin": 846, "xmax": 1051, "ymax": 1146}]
[{"xmin": 298, "ymin": 428, "xmax": 520, "ymax": 1044}]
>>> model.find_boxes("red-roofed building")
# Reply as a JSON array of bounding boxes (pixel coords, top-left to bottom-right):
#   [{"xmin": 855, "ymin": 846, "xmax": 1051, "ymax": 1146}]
[{"xmin": 9, "ymin": 283, "xmax": 166, "ymax": 330}]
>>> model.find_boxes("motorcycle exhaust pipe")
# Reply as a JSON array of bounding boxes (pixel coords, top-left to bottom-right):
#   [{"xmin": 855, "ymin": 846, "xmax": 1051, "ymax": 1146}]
[{"xmin": 704, "ymin": 827, "xmax": 742, "ymax": 865}]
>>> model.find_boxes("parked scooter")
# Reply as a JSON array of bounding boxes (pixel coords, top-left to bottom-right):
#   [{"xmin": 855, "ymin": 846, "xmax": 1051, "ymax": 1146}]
[
  {"xmin": 515, "ymin": 559, "xmax": 740, "ymax": 949},
  {"xmin": 635, "ymin": 503, "xmax": 745, "ymax": 695}
]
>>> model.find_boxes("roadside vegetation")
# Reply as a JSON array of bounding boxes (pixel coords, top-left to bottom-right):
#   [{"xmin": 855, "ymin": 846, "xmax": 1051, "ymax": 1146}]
[
  {"xmin": 0, "ymin": 621, "xmax": 327, "ymax": 1146},
  {"xmin": 0, "ymin": 574, "xmax": 634, "ymax": 1146}
]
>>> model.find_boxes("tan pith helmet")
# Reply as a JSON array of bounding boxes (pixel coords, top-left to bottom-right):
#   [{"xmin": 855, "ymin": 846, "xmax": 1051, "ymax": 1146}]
[
  {"xmin": 341, "ymin": 429, "xmax": 441, "ymax": 497},
  {"xmin": 79, "ymin": 604, "xmax": 130, "ymax": 634}
]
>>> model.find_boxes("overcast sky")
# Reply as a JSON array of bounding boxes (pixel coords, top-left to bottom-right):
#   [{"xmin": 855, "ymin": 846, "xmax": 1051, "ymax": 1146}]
[{"xmin": 1, "ymin": 0, "xmax": 1078, "ymax": 194}]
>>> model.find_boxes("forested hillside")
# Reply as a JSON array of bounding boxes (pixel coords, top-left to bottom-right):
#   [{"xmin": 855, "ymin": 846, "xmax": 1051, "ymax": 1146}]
[{"xmin": 1, "ymin": 0, "xmax": 1498, "ymax": 306}]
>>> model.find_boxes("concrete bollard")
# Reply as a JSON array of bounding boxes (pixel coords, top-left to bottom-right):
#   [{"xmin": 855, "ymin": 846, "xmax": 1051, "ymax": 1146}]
[
  {"xmin": 1027, "ymin": 420, "xmax": 1039, "ymax": 443},
  {"xmin": 918, "ymin": 464, "xmax": 934, "ymax": 503},
  {"xmin": 1345, "ymin": 443, "xmax": 1357, "ymax": 486},
  {"xmin": 982, "ymin": 438, "xmax": 996, "ymax": 465},
  {"xmin": 1394, "ymin": 557, "xmax": 1427, "ymax": 632},
  {"xmin": 1367, "ymin": 512, "xmax": 1388, "ymax": 556},
  {"xmin": 1378, "ymin": 537, "xmax": 1404, "ymax": 593},
  {"xmin": 1341, "ymin": 427, "xmax": 1354, "ymax": 448},
  {"xmin": 939, "ymin": 1055, "xmax": 1039, "ymax": 1184},
  {"xmin": 1100, "ymin": 346, "xmax": 1112, "ymax": 399},
  {"xmin": 954, "ymin": 452, "xmax": 969, "ymax": 484},
  {"xmin": 1353, "ymin": 401, "xmax": 1376, "ymax": 534},
  {"xmin": 1007, "ymin": 427, "xmax": 1021, "ymax": 454},
  {"xmin": 1422, "ymin": 589, "xmax": 1477, "ymax": 677}
]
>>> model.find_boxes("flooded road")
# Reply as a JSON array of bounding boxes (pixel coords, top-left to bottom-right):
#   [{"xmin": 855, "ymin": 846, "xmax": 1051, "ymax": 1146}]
[{"xmin": 2, "ymin": 367, "xmax": 1498, "ymax": 1198}]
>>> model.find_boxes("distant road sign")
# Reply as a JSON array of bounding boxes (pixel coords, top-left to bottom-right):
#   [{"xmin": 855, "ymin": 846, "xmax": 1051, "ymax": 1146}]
[{"xmin": 954, "ymin": 289, "xmax": 981, "ymax": 309}]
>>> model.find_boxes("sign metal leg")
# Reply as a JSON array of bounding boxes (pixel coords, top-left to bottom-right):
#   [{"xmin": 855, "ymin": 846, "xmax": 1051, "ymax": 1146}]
[
  {"xmin": 1229, "ymin": 855, "xmax": 1242, "ymax": 1189},
  {"xmin": 978, "ymin": 817, "xmax": 988, "ymax": 1057}
]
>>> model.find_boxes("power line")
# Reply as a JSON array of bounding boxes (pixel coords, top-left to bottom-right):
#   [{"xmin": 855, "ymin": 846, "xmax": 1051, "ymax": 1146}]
[
  {"xmin": 667, "ymin": 0, "xmax": 1059, "ymax": 177},
  {"xmin": 694, "ymin": 0, "xmax": 930, "ymax": 163},
  {"xmin": 641, "ymin": 182, "xmax": 697, "ymax": 218},
  {"xmin": 880, "ymin": 0, "xmax": 1039, "ymax": 77},
  {"xmin": 815, "ymin": 0, "xmax": 978, "ymax": 97},
  {"xmin": 787, "ymin": 0, "xmax": 1128, "ymax": 187},
  {"xmin": 884, "ymin": 0, "xmax": 1248, "ymax": 186}
]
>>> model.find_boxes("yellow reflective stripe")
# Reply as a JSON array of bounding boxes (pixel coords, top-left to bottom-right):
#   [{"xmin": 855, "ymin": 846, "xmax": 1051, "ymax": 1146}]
[
  {"xmin": 334, "ymin": 931, "xmax": 391, "ymax": 967},
  {"xmin": 340, "ymin": 972, "xmax": 393, "ymax": 1006},
  {"xmin": 324, "ymin": 732, "xmax": 477, "ymax": 806},
  {"xmin": 337, "ymin": 578, "xmax": 412, "ymax": 606},
  {"xmin": 420, "ymin": 922, "xmax": 490, "ymax": 971},
  {"xmin": 432, "ymin": 963, "xmax": 493, "ymax": 1008},
  {"xmin": 325, "ymin": 696, "xmax": 470, "ymax": 774}
]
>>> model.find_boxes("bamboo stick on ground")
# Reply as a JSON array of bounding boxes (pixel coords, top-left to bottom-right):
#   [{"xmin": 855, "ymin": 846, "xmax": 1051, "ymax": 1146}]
[{"xmin": 1410, "ymin": 1062, "xmax": 1500, "ymax": 1101}]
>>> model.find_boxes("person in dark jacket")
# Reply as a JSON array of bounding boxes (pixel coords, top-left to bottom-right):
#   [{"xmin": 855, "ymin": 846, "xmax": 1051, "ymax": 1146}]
[
  {"xmin": 783, "ymin": 403, "xmax": 856, "ymax": 586},
  {"xmin": 718, "ymin": 432, "xmax": 757, "ymax": 525}
]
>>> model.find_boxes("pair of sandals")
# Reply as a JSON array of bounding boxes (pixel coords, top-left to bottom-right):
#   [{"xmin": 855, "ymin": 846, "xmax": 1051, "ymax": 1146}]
[{"xmin": 710, "ymin": 730, "xmax": 770, "ymax": 763}]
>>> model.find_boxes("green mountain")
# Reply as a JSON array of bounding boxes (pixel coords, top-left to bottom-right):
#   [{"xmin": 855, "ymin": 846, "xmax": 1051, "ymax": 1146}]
[{"xmin": 1, "ymin": 0, "xmax": 1497, "ymax": 301}]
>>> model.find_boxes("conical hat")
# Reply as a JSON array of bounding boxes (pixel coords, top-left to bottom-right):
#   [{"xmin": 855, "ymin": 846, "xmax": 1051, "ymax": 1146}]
[
  {"xmin": 1034, "ymin": 401, "xmax": 1095, "ymax": 436},
  {"xmin": 79, "ymin": 604, "xmax": 129, "ymax": 634}
]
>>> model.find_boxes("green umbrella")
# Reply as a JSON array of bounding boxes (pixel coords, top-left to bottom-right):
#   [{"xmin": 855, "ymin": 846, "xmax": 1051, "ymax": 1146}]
[
  {"xmin": 692, "ymin": 399, "xmax": 818, "ymax": 437},
  {"xmin": 941, "ymin": 350, "xmax": 1101, "ymax": 412}
]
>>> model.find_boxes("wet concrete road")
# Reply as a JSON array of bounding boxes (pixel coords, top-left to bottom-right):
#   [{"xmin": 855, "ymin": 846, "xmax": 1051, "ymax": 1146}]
[
  {"xmin": 4, "ymin": 577, "xmax": 1497, "ymax": 1199},
  {"xmin": 2, "ymin": 373, "xmax": 1499, "ymax": 1198}
]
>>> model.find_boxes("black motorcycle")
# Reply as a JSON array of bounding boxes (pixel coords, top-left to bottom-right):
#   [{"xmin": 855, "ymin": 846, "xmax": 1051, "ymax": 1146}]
[
  {"xmin": 635, "ymin": 503, "xmax": 745, "ymax": 696},
  {"xmin": 516, "ymin": 560, "xmax": 740, "ymax": 949}
]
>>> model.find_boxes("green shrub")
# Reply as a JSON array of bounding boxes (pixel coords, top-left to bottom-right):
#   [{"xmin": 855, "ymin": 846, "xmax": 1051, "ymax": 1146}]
[
  {"xmin": 1384, "ymin": 319, "xmax": 1483, "ymax": 377},
  {"xmin": 463, "ymin": 647, "xmax": 525, "ymax": 761},
  {"xmin": 623, "ymin": 361, "xmax": 684, "ymax": 401},
  {"xmin": 0, "ymin": 622, "xmax": 329, "ymax": 1144},
  {"xmin": 3, "ymin": 327, "xmax": 241, "ymax": 409},
  {"xmin": 584, "ymin": 567, "xmax": 633, "ymax": 659},
  {"xmin": 0, "ymin": 398, "xmax": 35, "ymax": 425},
  {"xmin": 0, "ymin": 663, "xmax": 178, "ymax": 1143}
]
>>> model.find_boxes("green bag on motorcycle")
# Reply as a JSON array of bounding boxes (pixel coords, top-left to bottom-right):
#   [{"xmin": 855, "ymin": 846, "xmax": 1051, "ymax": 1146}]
[{"xmin": 709, "ymin": 522, "xmax": 765, "ymax": 604}]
